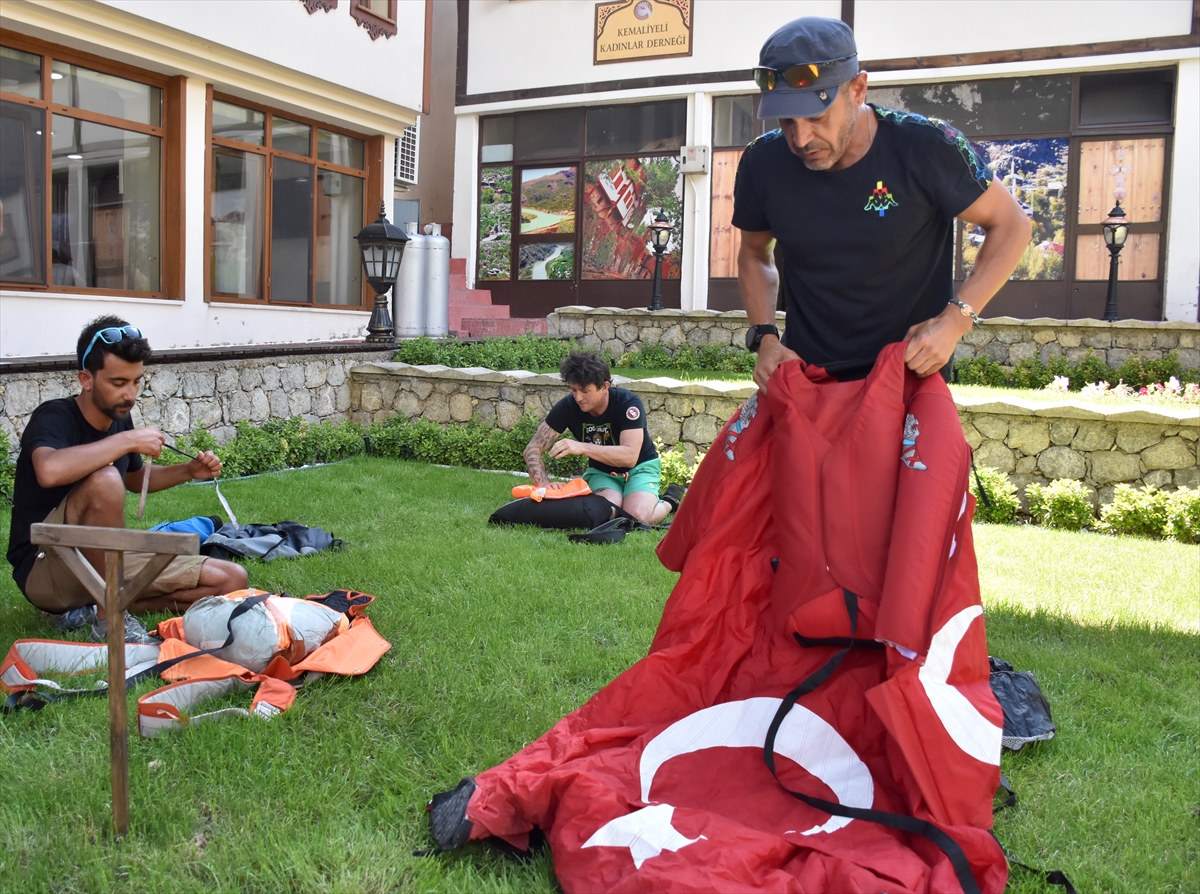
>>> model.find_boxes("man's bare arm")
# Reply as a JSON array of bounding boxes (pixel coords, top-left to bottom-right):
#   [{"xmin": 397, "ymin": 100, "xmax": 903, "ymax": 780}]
[
  {"xmin": 903, "ymin": 178, "xmax": 1031, "ymax": 377},
  {"xmin": 125, "ymin": 450, "xmax": 223, "ymax": 494},
  {"xmin": 31, "ymin": 427, "xmax": 166, "ymax": 489},
  {"xmin": 549, "ymin": 428, "xmax": 641, "ymax": 470},
  {"xmin": 523, "ymin": 421, "xmax": 561, "ymax": 487},
  {"xmin": 737, "ymin": 229, "xmax": 800, "ymax": 393}
]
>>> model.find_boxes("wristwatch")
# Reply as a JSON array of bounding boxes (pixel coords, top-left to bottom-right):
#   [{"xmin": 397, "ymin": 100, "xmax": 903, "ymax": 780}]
[{"xmin": 745, "ymin": 324, "xmax": 781, "ymax": 353}]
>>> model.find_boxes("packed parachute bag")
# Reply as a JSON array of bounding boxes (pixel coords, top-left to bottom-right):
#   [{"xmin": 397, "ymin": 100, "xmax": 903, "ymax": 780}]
[
  {"xmin": 1, "ymin": 589, "xmax": 389, "ymax": 733},
  {"xmin": 151, "ymin": 517, "xmax": 344, "ymax": 562},
  {"xmin": 490, "ymin": 478, "xmax": 669, "ymax": 543}
]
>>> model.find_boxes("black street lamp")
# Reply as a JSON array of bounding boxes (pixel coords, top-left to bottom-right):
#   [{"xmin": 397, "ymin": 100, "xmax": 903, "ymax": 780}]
[
  {"xmin": 1101, "ymin": 201, "xmax": 1129, "ymax": 323},
  {"xmin": 647, "ymin": 211, "xmax": 673, "ymax": 312},
  {"xmin": 356, "ymin": 200, "xmax": 409, "ymax": 344}
]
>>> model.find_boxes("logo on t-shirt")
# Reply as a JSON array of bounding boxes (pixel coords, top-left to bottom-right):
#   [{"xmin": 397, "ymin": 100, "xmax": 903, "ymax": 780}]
[
  {"xmin": 584, "ymin": 423, "xmax": 612, "ymax": 446},
  {"xmin": 626, "ymin": 406, "xmax": 640, "ymax": 421},
  {"xmin": 864, "ymin": 180, "xmax": 899, "ymax": 217}
]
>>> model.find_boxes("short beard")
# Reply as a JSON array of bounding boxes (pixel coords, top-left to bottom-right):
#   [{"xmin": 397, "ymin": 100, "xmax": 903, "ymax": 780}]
[
  {"xmin": 795, "ymin": 97, "xmax": 857, "ymax": 171},
  {"xmin": 91, "ymin": 392, "xmax": 134, "ymax": 422}
]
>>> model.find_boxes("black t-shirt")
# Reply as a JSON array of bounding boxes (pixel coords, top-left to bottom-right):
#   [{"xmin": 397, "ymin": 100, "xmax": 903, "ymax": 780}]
[
  {"xmin": 545, "ymin": 387, "xmax": 657, "ymax": 475},
  {"xmin": 6, "ymin": 398, "xmax": 143, "ymax": 590},
  {"xmin": 732, "ymin": 105, "xmax": 993, "ymax": 379}
]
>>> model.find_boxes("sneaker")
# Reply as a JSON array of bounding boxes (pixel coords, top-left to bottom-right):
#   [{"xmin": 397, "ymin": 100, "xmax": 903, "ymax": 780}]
[
  {"xmin": 661, "ymin": 482, "xmax": 687, "ymax": 513},
  {"xmin": 48, "ymin": 603, "xmax": 98, "ymax": 632},
  {"xmin": 90, "ymin": 613, "xmax": 161, "ymax": 645},
  {"xmin": 427, "ymin": 777, "xmax": 476, "ymax": 851}
]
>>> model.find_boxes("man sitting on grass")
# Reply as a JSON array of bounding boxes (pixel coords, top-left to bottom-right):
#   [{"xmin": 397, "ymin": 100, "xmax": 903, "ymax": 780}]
[
  {"xmin": 5, "ymin": 316, "xmax": 248, "ymax": 644},
  {"xmin": 521, "ymin": 351, "xmax": 683, "ymax": 526}
]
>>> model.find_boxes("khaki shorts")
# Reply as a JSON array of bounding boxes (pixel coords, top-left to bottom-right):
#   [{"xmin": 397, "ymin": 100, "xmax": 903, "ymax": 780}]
[{"xmin": 22, "ymin": 491, "xmax": 208, "ymax": 613}]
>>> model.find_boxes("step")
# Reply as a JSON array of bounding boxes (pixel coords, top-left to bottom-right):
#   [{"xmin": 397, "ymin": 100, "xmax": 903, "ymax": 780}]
[
  {"xmin": 450, "ymin": 257, "xmax": 467, "ymax": 276},
  {"xmin": 458, "ymin": 317, "xmax": 548, "ymax": 338},
  {"xmin": 449, "ymin": 287, "xmax": 496, "ymax": 307},
  {"xmin": 449, "ymin": 302, "xmax": 510, "ymax": 333}
]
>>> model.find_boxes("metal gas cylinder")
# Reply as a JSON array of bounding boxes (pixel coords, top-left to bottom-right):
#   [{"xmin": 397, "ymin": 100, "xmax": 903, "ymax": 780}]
[
  {"xmin": 393, "ymin": 221, "xmax": 428, "ymax": 338},
  {"xmin": 422, "ymin": 222, "xmax": 450, "ymax": 338}
]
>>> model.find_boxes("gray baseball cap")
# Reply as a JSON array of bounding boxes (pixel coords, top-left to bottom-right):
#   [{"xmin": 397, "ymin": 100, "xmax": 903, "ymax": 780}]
[{"xmin": 756, "ymin": 17, "xmax": 859, "ymax": 119}]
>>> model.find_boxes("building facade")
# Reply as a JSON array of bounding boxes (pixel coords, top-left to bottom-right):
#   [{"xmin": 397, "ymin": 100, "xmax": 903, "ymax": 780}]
[
  {"xmin": 1, "ymin": 0, "xmax": 429, "ymax": 359},
  {"xmin": 451, "ymin": 0, "xmax": 1200, "ymax": 323}
]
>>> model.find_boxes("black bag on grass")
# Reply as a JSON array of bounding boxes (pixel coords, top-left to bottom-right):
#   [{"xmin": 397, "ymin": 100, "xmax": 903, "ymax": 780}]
[
  {"xmin": 988, "ymin": 656, "xmax": 1056, "ymax": 751},
  {"xmin": 489, "ymin": 494, "xmax": 619, "ymax": 530}
]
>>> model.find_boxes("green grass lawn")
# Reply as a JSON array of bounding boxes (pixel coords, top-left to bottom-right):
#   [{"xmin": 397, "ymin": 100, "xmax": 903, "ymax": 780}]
[{"xmin": 0, "ymin": 458, "xmax": 1195, "ymax": 893}]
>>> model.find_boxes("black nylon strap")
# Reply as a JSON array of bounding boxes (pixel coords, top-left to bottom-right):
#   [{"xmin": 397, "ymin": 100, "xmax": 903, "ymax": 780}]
[
  {"xmin": 969, "ymin": 448, "xmax": 992, "ymax": 509},
  {"xmin": 3, "ymin": 594, "xmax": 273, "ymax": 712},
  {"xmin": 763, "ymin": 588, "xmax": 983, "ymax": 894}
]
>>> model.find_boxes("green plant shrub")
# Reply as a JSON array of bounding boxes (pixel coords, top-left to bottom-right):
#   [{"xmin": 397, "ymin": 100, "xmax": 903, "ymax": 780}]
[
  {"xmin": 954, "ymin": 349, "xmax": 1200, "ymax": 390},
  {"xmin": 1164, "ymin": 487, "xmax": 1200, "ymax": 544},
  {"xmin": 968, "ymin": 465, "xmax": 1020, "ymax": 524},
  {"xmin": 217, "ymin": 420, "xmax": 291, "ymax": 478},
  {"xmin": 656, "ymin": 440, "xmax": 705, "ymax": 487},
  {"xmin": 394, "ymin": 334, "xmax": 583, "ymax": 372},
  {"xmin": 0, "ymin": 430, "xmax": 15, "ymax": 505},
  {"xmin": 1025, "ymin": 479, "xmax": 1095, "ymax": 531},
  {"xmin": 1097, "ymin": 484, "xmax": 1170, "ymax": 538}
]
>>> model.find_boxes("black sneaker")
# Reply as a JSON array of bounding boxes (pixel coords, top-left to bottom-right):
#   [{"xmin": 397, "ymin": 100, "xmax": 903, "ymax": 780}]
[
  {"xmin": 90, "ymin": 613, "xmax": 161, "ymax": 645},
  {"xmin": 48, "ymin": 603, "xmax": 98, "ymax": 632},
  {"xmin": 661, "ymin": 483, "xmax": 686, "ymax": 513},
  {"xmin": 427, "ymin": 777, "xmax": 476, "ymax": 851}
]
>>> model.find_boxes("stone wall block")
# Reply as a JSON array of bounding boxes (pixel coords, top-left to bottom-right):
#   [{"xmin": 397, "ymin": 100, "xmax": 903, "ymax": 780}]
[
  {"xmin": 41, "ymin": 378, "xmax": 70, "ymax": 402},
  {"xmin": 282, "ymin": 365, "xmax": 305, "ymax": 391},
  {"xmin": 603, "ymin": 338, "xmax": 625, "ymax": 356},
  {"xmin": 193, "ymin": 398, "xmax": 224, "ymax": 428},
  {"xmin": 641, "ymin": 327, "xmax": 663, "ymax": 345},
  {"xmin": 261, "ymin": 366, "xmax": 282, "ymax": 390},
  {"xmin": 315, "ymin": 386, "xmax": 336, "ymax": 417},
  {"xmin": 972, "ymin": 415, "xmax": 1009, "ymax": 440},
  {"xmin": 983, "ymin": 342, "xmax": 1010, "ymax": 364},
  {"xmin": 594, "ymin": 319, "xmax": 616, "ymax": 341},
  {"xmin": 524, "ymin": 394, "xmax": 543, "ymax": 417},
  {"xmin": 1065, "ymin": 346, "xmax": 1094, "ymax": 365},
  {"xmin": 644, "ymin": 394, "xmax": 665, "ymax": 411},
  {"xmin": 1141, "ymin": 437, "xmax": 1196, "ymax": 470},
  {"xmin": 469, "ymin": 385, "xmax": 501, "ymax": 399},
  {"xmin": 240, "ymin": 367, "xmax": 263, "ymax": 390},
  {"xmin": 1175, "ymin": 468, "xmax": 1200, "ymax": 488},
  {"xmin": 1115, "ymin": 424, "xmax": 1165, "ymax": 453},
  {"xmin": 475, "ymin": 401, "xmax": 496, "ymax": 427},
  {"xmin": 163, "ymin": 398, "xmax": 190, "ymax": 434},
  {"xmin": 1177, "ymin": 348, "xmax": 1200, "ymax": 369},
  {"xmin": 216, "ymin": 368, "xmax": 239, "ymax": 393},
  {"xmin": 1037, "ymin": 446, "xmax": 1086, "ymax": 479},
  {"xmin": 269, "ymin": 389, "xmax": 290, "ymax": 419},
  {"xmin": 394, "ymin": 389, "xmax": 421, "ymax": 418},
  {"xmin": 961, "ymin": 329, "xmax": 993, "ymax": 347},
  {"xmin": 1032, "ymin": 329, "xmax": 1057, "ymax": 345},
  {"xmin": 181, "ymin": 371, "xmax": 215, "ymax": 398},
  {"xmin": 1007, "ymin": 420, "xmax": 1050, "ymax": 455},
  {"xmin": 499, "ymin": 385, "xmax": 528, "ymax": 403},
  {"xmin": 1106, "ymin": 348, "xmax": 1132, "ymax": 368},
  {"xmin": 1143, "ymin": 469, "xmax": 1173, "ymax": 489},
  {"xmin": 558, "ymin": 316, "xmax": 585, "ymax": 337},
  {"xmin": 359, "ymin": 382, "xmax": 383, "ymax": 413},
  {"xmin": 953, "ymin": 344, "xmax": 975, "ymax": 363},
  {"xmin": 647, "ymin": 411, "xmax": 682, "ymax": 446},
  {"xmin": 1049, "ymin": 420, "xmax": 1078, "ymax": 445},
  {"xmin": 685, "ymin": 327, "xmax": 708, "ymax": 346},
  {"xmin": 380, "ymin": 378, "xmax": 401, "ymax": 407},
  {"xmin": 975, "ymin": 439, "xmax": 1015, "ymax": 473},
  {"xmin": 213, "ymin": 424, "xmax": 237, "ymax": 444},
  {"xmin": 1057, "ymin": 330, "xmax": 1081, "ymax": 349},
  {"xmin": 304, "ymin": 362, "xmax": 328, "ymax": 388},
  {"xmin": 1008, "ymin": 342, "xmax": 1037, "ymax": 363},
  {"xmin": 1178, "ymin": 330, "xmax": 1198, "ymax": 348},
  {"xmin": 412, "ymin": 379, "xmax": 434, "ymax": 400},
  {"xmin": 1091, "ymin": 450, "xmax": 1142, "ymax": 484},
  {"xmin": 288, "ymin": 390, "xmax": 311, "ymax": 417},
  {"xmin": 1072, "ymin": 422, "xmax": 1115, "ymax": 452},
  {"xmin": 326, "ymin": 363, "xmax": 346, "ymax": 387},
  {"xmin": 139, "ymin": 396, "xmax": 161, "ymax": 426},
  {"xmin": 1039, "ymin": 343, "xmax": 1063, "ymax": 363},
  {"xmin": 423, "ymin": 393, "xmax": 450, "ymax": 423},
  {"xmin": 681, "ymin": 414, "xmax": 722, "ymax": 444},
  {"xmin": 665, "ymin": 395, "xmax": 692, "ymax": 416},
  {"xmin": 4, "ymin": 380, "xmax": 40, "ymax": 416},
  {"xmin": 1015, "ymin": 456, "xmax": 1038, "ymax": 474},
  {"xmin": 373, "ymin": 409, "xmax": 396, "ymax": 424},
  {"xmin": 1180, "ymin": 428, "xmax": 1198, "ymax": 442},
  {"xmin": 660, "ymin": 325, "xmax": 685, "ymax": 349},
  {"xmin": 496, "ymin": 400, "xmax": 522, "ymax": 431},
  {"xmin": 335, "ymin": 383, "xmax": 351, "ymax": 413},
  {"xmin": 707, "ymin": 398, "xmax": 740, "ymax": 421},
  {"xmin": 616, "ymin": 323, "xmax": 639, "ymax": 343},
  {"xmin": 579, "ymin": 333, "xmax": 601, "ymax": 349},
  {"xmin": 449, "ymin": 392, "xmax": 474, "ymax": 422},
  {"xmin": 706, "ymin": 327, "xmax": 733, "ymax": 346},
  {"xmin": 251, "ymin": 389, "xmax": 270, "ymax": 422},
  {"xmin": 960, "ymin": 421, "xmax": 983, "ymax": 449},
  {"xmin": 1114, "ymin": 331, "xmax": 1155, "ymax": 350},
  {"xmin": 149, "ymin": 369, "xmax": 179, "ymax": 400},
  {"xmin": 1082, "ymin": 332, "xmax": 1111, "ymax": 349},
  {"xmin": 994, "ymin": 327, "xmax": 1023, "ymax": 345}
]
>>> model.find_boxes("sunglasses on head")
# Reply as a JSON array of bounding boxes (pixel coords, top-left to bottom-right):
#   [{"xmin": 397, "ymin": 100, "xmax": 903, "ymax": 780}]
[
  {"xmin": 80, "ymin": 326, "xmax": 143, "ymax": 371},
  {"xmin": 753, "ymin": 54, "xmax": 856, "ymax": 91}
]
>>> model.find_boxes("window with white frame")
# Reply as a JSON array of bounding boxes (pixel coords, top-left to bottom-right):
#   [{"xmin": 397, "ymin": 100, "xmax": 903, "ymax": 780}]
[{"xmin": 395, "ymin": 121, "xmax": 418, "ymax": 185}]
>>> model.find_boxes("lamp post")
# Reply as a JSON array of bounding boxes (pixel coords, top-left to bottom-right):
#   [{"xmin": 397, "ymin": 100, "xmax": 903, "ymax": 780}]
[
  {"xmin": 1101, "ymin": 201, "xmax": 1129, "ymax": 323},
  {"xmin": 356, "ymin": 200, "xmax": 409, "ymax": 344},
  {"xmin": 647, "ymin": 211, "xmax": 672, "ymax": 312}
]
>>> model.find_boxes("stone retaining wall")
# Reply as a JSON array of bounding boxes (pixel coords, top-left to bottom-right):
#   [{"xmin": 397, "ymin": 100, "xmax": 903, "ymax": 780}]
[
  {"xmin": 350, "ymin": 363, "xmax": 1198, "ymax": 503},
  {"xmin": 547, "ymin": 307, "xmax": 1200, "ymax": 371},
  {"xmin": 0, "ymin": 349, "xmax": 394, "ymax": 445}
]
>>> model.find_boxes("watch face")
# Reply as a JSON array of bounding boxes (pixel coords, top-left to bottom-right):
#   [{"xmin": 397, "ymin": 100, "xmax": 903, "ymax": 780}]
[{"xmin": 745, "ymin": 327, "xmax": 760, "ymax": 351}]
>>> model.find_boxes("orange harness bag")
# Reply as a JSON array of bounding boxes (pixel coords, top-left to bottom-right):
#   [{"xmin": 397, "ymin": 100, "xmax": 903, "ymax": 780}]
[{"xmin": 1, "ymin": 589, "xmax": 390, "ymax": 737}]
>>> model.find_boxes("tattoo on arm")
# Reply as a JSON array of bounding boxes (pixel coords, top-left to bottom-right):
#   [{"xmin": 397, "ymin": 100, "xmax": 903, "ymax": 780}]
[{"xmin": 524, "ymin": 422, "xmax": 559, "ymax": 486}]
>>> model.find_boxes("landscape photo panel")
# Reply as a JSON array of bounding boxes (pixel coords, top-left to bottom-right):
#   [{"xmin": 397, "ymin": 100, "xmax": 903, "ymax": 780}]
[
  {"xmin": 581, "ymin": 156, "xmax": 682, "ymax": 280},
  {"xmin": 520, "ymin": 166, "xmax": 576, "ymax": 234},
  {"xmin": 477, "ymin": 166, "xmax": 512, "ymax": 281}
]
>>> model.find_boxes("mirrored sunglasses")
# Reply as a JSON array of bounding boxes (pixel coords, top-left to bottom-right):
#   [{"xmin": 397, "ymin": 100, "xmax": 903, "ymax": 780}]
[
  {"xmin": 753, "ymin": 55, "xmax": 855, "ymax": 92},
  {"xmin": 80, "ymin": 325, "xmax": 143, "ymax": 370}
]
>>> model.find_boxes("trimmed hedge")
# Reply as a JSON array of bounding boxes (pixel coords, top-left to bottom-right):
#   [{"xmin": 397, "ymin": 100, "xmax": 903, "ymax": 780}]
[{"xmin": 954, "ymin": 349, "xmax": 1199, "ymax": 391}]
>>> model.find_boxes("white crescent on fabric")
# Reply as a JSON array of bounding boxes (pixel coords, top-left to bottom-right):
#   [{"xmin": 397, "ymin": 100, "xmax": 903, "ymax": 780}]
[
  {"xmin": 918, "ymin": 605, "xmax": 1002, "ymax": 765},
  {"xmin": 639, "ymin": 697, "xmax": 874, "ymax": 836},
  {"xmin": 581, "ymin": 803, "xmax": 705, "ymax": 869}
]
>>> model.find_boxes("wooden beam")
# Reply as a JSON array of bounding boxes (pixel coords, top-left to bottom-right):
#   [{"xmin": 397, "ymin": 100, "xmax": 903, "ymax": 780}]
[
  {"xmin": 106, "ymin": 551, "xmax": 131, "ymax": 837},
  {"xmin": 31, "ymin": 524, "xmax": 199, "ymax": 556}
]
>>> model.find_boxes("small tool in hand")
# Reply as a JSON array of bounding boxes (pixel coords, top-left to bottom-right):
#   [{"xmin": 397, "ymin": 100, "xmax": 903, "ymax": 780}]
[
  {"xmin": 137, "ymin": 456, "xmax": 152, "ymax": 519},
  {"xmin": 163, "ymin": 443, "xmax": 239, "ymax": 525}
]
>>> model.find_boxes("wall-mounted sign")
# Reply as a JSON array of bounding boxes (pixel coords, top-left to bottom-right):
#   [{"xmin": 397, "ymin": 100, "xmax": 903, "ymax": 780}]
[{"xmin": 594, "ymin": 0, "xmax": 692, "ymax": 66}]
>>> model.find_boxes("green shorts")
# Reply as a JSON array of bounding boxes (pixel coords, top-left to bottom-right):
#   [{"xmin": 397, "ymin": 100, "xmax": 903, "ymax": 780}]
[{"xmin": 584, "ymin": 458, "xmax": 662, "ymax": 498}]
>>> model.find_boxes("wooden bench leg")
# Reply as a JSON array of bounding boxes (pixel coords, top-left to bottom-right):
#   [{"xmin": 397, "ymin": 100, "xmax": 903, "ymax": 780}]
[{"xmin": 105, "ymin": 550, "xmax": 130, "ymax": 837}]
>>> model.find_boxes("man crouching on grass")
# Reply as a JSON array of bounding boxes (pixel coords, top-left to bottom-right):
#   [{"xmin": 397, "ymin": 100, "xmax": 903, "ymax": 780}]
[
  {"xmin": 521, "ymin": 351, "xmax": 683, "ymax": 526},
  {"xmin": 5, "ymin": 316, "xmax": 247, "ymax": 644}
]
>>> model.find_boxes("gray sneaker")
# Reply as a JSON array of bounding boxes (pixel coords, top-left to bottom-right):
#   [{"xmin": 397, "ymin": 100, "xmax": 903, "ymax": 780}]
[
  {"xmin": 48, "ymin": 603, "xmax": 99, "ymax": 632},
  {"xmin": 90, "ymin": 613, "xmax": 161, "ymax": 645}
]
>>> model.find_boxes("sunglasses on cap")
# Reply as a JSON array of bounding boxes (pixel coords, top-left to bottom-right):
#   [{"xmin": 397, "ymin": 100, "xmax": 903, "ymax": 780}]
[
  {"xmin": 753, "ymin": 54, "xmax": 856, "ymax": 92},
  {"xmin": 80, "ymin": 326, "xmax": 143, "ymax": 371}
]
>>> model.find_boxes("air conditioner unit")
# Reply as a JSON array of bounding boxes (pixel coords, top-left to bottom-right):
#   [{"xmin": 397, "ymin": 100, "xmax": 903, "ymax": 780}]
[{"xmin": 395, "ymin": 120, "xmax": 419, "ymax": 185}]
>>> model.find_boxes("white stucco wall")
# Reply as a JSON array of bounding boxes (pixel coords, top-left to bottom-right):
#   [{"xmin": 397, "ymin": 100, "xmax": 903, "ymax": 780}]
[{"xmin": 1163, "ymin": 55, "xmax": 1200, "ymax": 323}]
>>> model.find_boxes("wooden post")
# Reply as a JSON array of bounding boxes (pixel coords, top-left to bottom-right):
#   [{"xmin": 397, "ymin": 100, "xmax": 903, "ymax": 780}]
[
  {"xmin": 106, "ymin": 550, "xmax": 130, "ymax": 836},
  {"xmin": 29, "ymin": 524, "xmax": 200, "ymax": 838}
]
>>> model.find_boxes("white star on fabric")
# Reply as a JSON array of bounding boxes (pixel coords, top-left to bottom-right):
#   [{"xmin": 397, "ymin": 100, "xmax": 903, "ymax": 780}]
[{"xmin": 582, "ymin": 804, "xmax": 706, "ymax": 869}]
